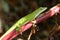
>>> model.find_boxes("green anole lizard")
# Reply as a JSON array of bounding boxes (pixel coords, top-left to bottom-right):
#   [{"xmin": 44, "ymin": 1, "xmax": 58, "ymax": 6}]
[{"xmin": 0, "ymin": 7, "xmax": 47, "ymax": 40}]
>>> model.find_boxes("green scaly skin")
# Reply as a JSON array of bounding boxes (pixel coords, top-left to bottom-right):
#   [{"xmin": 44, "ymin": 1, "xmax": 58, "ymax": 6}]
[{"xmin": 0, "ymin": 7, "xmax": 47, "ymax": 40}]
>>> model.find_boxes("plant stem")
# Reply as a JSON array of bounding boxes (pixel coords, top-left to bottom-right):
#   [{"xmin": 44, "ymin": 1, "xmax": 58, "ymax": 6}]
[{"xmin": 1, "ymin": 4, "xmax": 60, "ymax": 40}]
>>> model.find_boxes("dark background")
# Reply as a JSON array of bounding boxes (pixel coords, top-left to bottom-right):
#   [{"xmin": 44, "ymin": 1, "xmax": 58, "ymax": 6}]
[{"xmin": 0, "ymin": 0, "xmax": 60, "ymax": 40}]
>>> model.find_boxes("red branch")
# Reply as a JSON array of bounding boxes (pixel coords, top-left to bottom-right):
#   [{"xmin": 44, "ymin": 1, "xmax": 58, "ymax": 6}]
[
  {"xmin": 1, "ymin": 4, "xmax": 60, "ymax": 40},
  {"xmin": 2, "ymin": 22, "xmax": 33, "ymax": 40},
  {"xmin": 36, "ymin": 4, "xmax": 60, "ymax": 23}
]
